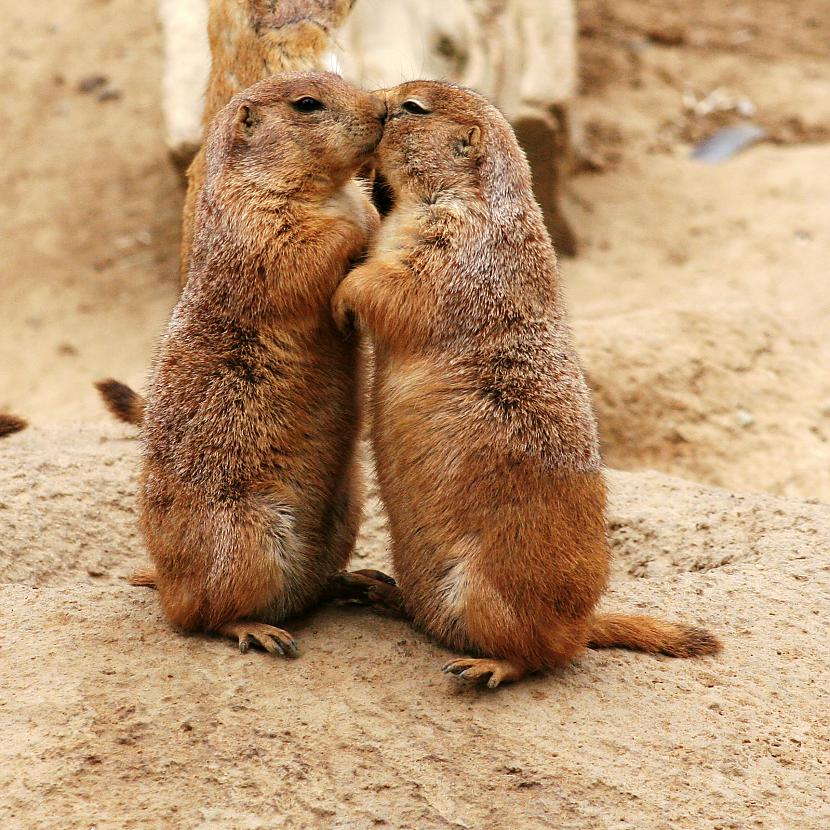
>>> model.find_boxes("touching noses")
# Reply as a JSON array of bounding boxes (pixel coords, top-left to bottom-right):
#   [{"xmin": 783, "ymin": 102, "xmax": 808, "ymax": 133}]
[{"xmin": 371, "ymin": 94, "xmax": 388, "ymax": 124}]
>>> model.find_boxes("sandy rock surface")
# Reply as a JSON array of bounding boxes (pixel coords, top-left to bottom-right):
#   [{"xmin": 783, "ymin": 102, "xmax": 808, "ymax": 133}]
[
  {"xmin": 2, "ymin": 426, "xmax": 829, "ymax": 829},
  {"xmin": 579, "ymin": 304, "xmax": 830, "ymax": 500}
]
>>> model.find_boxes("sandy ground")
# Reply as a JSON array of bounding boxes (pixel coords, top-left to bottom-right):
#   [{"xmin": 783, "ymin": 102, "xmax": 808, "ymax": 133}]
[
  {"xmin": 2, "ymin": 426, "xmax": 829, "ymax": 829},
  {"xmin": 1, "ymin": 0, "xmax": 829, "ymax": 827}
]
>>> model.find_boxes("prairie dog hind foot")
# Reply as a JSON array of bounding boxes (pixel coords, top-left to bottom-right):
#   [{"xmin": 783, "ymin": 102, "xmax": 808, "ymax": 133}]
[
  {"xmin": 219, "ymin": 620, "xmax": 299, "ymax": 657},
  {"xmin": 128, "ymin": 569, "xmax": 298, "ymax": 657},
  {"xmin": 324, "ymin": 569, "xmax": 405, "ymax": 617},
  {"xmin": 442, "ymin": 657, "xmax": 527, "ymax": 689}
]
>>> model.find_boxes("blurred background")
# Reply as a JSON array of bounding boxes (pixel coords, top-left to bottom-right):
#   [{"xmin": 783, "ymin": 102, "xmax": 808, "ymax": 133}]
[{"xmin": 1, "ymin": 0, "xmax": 828, "ymax": 501}]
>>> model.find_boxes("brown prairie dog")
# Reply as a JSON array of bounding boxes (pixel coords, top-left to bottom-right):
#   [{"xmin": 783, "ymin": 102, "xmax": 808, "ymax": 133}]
[
  {"xmin": 332, "ymin": 82, "xmax": 721, "ymax": 687},
  {"xmin": 179, "ymin": 0, "xmax": 356, "ymax": 284},
  {"xmin": 141, "ymin": 71, "xmax": 386, "ymax": 655}
]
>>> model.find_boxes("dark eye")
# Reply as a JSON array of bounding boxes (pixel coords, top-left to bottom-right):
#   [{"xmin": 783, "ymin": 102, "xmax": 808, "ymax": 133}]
[
  {"xmin": 292, "ymin": 96, "xmax": 323, "ymax": 113},
  {"xmin": 402, "ymin": 99, "xmax": 431, "ymax": 115}
]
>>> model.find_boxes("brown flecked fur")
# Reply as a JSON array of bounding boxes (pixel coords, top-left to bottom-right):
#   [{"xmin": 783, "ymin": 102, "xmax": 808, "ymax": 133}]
[
  {"xmin": 141, "ymin": 71, "xmax": 386, "ymax": 655},
  {"xmin": 0, "ymin": 414, "xmax": 27, "ymax": 437},
  {"xmin": 179, "ymin": 0, "xmax": 356, "ymax": 285},
  {"xmin": 332, "ymin": 81, "xmax": 721, "ymax": 688}
]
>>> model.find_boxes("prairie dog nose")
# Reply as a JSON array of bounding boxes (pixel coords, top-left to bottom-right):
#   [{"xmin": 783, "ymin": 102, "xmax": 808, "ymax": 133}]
[{"xmin": 370, "ymin": 93, "xmax": 387, "ymax": 123}]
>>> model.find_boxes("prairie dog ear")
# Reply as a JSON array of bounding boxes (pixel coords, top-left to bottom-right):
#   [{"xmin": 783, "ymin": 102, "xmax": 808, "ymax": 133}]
[
  {"xmin": 235, "ymin": 102, "xmax": 260, "ymax": 139},
  {"xmin": 454, "ymin": 124, "xmax": 482, "ymax": 157}
]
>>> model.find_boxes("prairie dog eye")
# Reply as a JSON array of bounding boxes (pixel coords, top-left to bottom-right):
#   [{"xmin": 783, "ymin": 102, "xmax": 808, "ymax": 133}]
[
  {"xmin": 292, "ymin": 96, "xmax": 324, "ymax": 113},
  {"xmin": 401, "ymin": 99, "xmax": 431, "ymax": 115}
]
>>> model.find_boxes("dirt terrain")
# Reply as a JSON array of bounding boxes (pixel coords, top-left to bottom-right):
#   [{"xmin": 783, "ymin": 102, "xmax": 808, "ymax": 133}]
[
  {"xmin": 2, "ymin": 425, "xmax": 829, "ymax": 829},
  {"xmin": 1, "ymin": 1, "xmax": 828, "ymax": 827}
]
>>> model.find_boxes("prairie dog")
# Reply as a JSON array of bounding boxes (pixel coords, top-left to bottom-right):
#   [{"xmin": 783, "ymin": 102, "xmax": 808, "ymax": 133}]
[
  {"xmin": 332, "ymin": 82, "xmax": 720, "ymax": 687},
  {"xmin": 179, "ymin": 0, "xmax": 356, "ymax": 283},
  {"xmin": 141, "ymin": 72, "xmax": 386, "ymax": 655}
]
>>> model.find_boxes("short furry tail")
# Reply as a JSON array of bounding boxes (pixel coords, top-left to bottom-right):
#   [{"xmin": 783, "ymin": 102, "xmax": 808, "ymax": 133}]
[
  {"xmin": 587, "ymin": 613, "xmax": 721, "ymax": 658},
  {"xmin": 95, "ymin": 379, "xmax": 145, "ymax": 426},
  {"xmin": 129, "ymin": 567, "xmax": 157, "ymax": 589},
  {"xmin": 0, "ymin": 413, "xmax": 27, "ymax": 437}
]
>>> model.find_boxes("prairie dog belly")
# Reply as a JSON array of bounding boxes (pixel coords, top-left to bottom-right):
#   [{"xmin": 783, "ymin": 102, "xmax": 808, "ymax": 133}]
[{"xmin": 370, "ymin": 355, "xmax": 487, "ymax": 594}]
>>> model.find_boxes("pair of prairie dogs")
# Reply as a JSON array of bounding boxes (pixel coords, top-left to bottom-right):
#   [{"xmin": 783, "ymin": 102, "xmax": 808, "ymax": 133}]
[
  {"xmin": 103, "ymin": 69, "xmax": 720, "ymax": 687},
  {"xmin": 99, "ymin": 0, "xmax": 719, "ymax": 687}
]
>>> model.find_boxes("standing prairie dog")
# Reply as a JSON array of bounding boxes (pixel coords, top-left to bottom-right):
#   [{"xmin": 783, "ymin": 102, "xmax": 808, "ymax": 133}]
[
  {"xmin": 178, "ymin": 0, "xmax": 356, "ymax": 284},
  {"xmin": 141, "ymin": 72, "xmax": 387, "ymax": 655},
  {"xmin": 332, "ymin": 82, "xmax": 721, "ymax": 687}
]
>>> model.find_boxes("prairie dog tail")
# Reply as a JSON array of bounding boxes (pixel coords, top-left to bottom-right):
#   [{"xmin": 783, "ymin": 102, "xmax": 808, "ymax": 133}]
[
  {"xmin": 0, "ymin": 413, "xmax": 27, "ymax": 437},
  {"xmin": 587, "ymin": 613, "xmax": 721, "ymax": 658},
  {"xmin": 128, "ymin": 567, "xmax": 157, "ymax": 589},
  {"xmin": 95, "ymin": 379, "xmax": 145, "ymax": 426}
]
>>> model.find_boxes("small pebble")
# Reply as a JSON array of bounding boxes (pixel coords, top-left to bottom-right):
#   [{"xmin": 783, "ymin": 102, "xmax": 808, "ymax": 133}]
[
  {"xmin": 77, "ymin": 74, "xmax": 108, "ymax": 93},
  {"xmin": 646, "ymin": 25, "xmax": 686, "ymax": 46},
  {"xmin": 97, "ymin": 88, "xmax": 122, "ymax": 102},
  {"xmin": 736, "ymin": 409, "xmax": 755, "ymax": 428}
]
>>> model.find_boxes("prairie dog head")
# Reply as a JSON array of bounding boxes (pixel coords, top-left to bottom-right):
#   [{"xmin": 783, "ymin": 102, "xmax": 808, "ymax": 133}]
[
  {"xmin": 205, "ymin": 71, "xmax": 386, "ymax": 197},
  {"xmin": 376, "ymin": 81, "xmax": 533, "ymax": 212}
]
